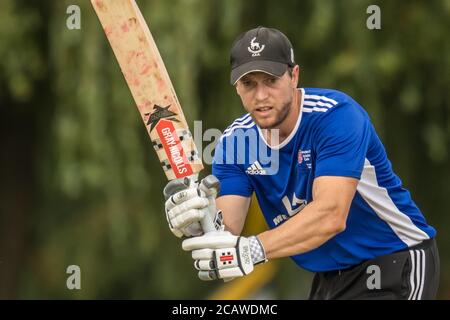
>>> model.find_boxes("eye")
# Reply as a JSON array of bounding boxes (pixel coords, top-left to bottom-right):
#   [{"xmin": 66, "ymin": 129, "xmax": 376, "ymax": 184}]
[
  {"xmin": 241, "ymin": 80, "xmax": 253, "ymax": 87},
  {"xmin": 265, "ymin": 77, "xmax": 277, "ymax": 85}
]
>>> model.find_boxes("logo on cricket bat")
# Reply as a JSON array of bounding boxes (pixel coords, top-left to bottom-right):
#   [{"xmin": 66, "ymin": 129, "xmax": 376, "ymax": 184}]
[
  {"xmin": 145, "ymin": 104, "xmax": 180, "ymax": 131},
  {"xmin": 155, "ymin": 120, "xmax": 193, "ymax": 178},
  {"xmin": 145, "ymin": 104, "xmax": 193, "ymax": 178}
]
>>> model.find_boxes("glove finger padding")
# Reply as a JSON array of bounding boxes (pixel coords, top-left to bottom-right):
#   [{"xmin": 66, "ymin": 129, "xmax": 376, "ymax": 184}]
[
  {"xmin": 198, "ymin": 175, "xmax": 220, "ymax": 198},
  {"xmin": 179, "ymin": 222, "xmax": 203, "ymax": 238},
  {"xmin": 192, "ymin": 248, "xmax": 214, "ymax": 260},
  {"xmin": 198, "ymin": 270, "xmax": 218, "ymax": 281},
  {"xmin": 165, "ymin": 188, "xmax": 207, "ymax": 211},
  {"xmin": 169, "ymin": 209, "xmax": 205, "ymax": 230},
  {"xmin": 165, "ymin": 188, "xmax": 210, "ymax": 236},
  {"xmin": 167, "ymin": 197, "xmax": 209, "ymax": 217},
  {"xmin": 182, "ymin": 232, "xmax": 238, "ymax": 251},
  {"xmin": 166, "ymin": 214, "xmax": 203, "ymax": 238},
  {"xmin": 194, "ymin": 259, "xmax": 216, "ymax": 271}
]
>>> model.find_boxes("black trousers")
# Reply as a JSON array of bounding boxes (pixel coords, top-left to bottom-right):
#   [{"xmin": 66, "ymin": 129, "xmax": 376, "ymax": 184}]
[{"xmin": 309, "ymin": 238, "xmax": 440, "ymax": 300}]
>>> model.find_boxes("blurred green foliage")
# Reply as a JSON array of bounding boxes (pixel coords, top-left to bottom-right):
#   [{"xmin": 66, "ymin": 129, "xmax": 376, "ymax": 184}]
[{"xmin": 0, "ymin": 0, "xmax": 449, "ymax": 299}]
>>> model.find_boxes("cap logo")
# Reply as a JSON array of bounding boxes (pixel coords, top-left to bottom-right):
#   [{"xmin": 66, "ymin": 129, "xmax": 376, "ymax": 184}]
[{"xmin": 248, "ymin": 37, "xmax": 265, "ymax": 56}]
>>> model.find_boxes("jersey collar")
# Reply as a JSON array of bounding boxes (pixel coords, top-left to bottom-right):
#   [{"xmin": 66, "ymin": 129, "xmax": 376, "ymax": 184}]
[{"xmin": 256, "ymin": 88, "xmax": 304, "ymax": 150}]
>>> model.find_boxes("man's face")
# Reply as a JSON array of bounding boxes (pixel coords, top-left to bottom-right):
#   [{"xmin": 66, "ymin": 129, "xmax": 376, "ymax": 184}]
[{"xmin": 235, "ymin": 65, "xmax": 299, "ymax": 129}]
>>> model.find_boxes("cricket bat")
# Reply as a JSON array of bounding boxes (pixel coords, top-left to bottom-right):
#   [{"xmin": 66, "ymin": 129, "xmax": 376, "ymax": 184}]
[{"xmin": 91, "ymin": 0, "xmax": 216, "ymax": 233}]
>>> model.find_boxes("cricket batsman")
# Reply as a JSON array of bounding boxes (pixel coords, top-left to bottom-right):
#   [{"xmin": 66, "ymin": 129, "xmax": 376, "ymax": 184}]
[{"xmin": 164, "ymin": 27, "xmax": 439, "ymax": 300}]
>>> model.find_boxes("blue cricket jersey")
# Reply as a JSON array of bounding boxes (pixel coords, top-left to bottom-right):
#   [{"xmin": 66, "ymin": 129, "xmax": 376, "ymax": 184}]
[{"xmin": 212, "ymin": 87, "xmax": 436, "ymax": 272}]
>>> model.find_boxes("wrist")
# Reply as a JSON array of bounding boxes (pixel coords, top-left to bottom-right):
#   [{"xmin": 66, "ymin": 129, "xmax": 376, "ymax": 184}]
[{"xmin": 248, "ymin": 235, "xmax": 268, "ymax": 265}]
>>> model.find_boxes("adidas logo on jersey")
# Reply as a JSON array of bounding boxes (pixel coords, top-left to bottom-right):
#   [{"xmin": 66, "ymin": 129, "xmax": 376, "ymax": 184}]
[{"xmin": 246, "ymin": 161, "xmax": 267, "ymax": 175}]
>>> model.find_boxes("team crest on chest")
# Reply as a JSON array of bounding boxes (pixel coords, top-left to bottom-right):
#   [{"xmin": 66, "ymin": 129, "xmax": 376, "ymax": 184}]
[
  {"xmin": 297, "ymin": 149, "xmax": 312, "ymax": 169},
  {"xmin": 298, "ymin": 150, "xmax": 303, "ymax": 164}
]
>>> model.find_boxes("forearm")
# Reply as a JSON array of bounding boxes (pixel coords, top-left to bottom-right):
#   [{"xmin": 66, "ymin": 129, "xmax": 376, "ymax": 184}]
[
  {"xmin": 258, "ymin": 201, "xmax": 346, "ymax": 259},
  {"xmin": 216, "ymin": 195, "xmax": 251, "ymax": 236}
]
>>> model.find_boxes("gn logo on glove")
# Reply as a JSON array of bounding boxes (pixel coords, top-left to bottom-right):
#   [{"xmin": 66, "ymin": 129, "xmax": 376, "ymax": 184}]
[
  {"xmin": 241, "ymin": 245, "xmax": 251, "ymax": 265},
  {"xmin": 219, "ymin": 252, "xmax": 234, "ymax": 265}
]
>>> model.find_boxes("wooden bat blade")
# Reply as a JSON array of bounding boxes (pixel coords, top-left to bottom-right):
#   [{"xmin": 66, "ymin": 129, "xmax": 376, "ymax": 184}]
[{"xmin": 91, "ymin": 0, "xmax": 203, "ymax": 180}]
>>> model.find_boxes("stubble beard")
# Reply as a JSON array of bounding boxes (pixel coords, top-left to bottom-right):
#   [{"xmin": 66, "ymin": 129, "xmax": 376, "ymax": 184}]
[{"xmin": 253, "ymin": 99, "xmax": 292, "ymax": 130}]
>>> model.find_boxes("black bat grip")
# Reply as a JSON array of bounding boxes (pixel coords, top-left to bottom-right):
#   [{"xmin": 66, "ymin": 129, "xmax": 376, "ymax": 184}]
[{"xmin": 163, "ymin": 177, "xmax": 191, "ymax": 200}]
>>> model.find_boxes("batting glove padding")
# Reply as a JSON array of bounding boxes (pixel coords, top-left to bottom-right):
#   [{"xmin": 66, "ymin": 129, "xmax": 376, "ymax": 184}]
[
  {"xmin": 164, "ymin": 175, "xmax": 223, "ymax": 238},
  {"xmin": 182, "ymin": 232, "xmax": 267, "ymax": 281}
]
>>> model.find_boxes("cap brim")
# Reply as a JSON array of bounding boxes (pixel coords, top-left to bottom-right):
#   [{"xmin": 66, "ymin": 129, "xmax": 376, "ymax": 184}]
[{"xmin": 230, "ymin": 60, "xmax": 288, "ymax": 85}]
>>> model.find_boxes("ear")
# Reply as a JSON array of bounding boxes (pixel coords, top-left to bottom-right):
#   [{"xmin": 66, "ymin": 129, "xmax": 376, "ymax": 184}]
[
  {"xmin": 235, "ymin": 83, "xmax": 242, "ymax": 96},
  {"xmin": 291, "ymin": 65, "xmax": 300, "ymax": 88}
]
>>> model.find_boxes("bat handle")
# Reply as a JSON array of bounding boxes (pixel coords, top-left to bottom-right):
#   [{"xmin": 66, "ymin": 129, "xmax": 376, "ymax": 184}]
[
  {"xmin": 163, "ymin": 174, "xmax": 217, "ymax": 234},
  {"xmin": 194, "ymin": 174, "xmax": 221, "ymax": 234},
  {"xmin": 194, "ymin": 184, "xmax": 218, "ymax": 234}
]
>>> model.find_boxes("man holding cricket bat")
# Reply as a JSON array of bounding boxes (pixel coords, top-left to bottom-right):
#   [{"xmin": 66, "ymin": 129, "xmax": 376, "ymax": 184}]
[{"xmin": 164, "ymin": 27, "xmax": 440, "ymax": 300}]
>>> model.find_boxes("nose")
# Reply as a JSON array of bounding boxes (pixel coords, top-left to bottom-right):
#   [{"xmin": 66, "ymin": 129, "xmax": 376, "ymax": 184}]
[{"xmin": 254, "ymin": 83, "xmax": 269, "ymax": 102}]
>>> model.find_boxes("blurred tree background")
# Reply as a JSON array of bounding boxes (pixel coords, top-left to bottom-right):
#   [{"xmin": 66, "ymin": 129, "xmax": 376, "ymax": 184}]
[{"xmin": 0, "ymin": 0, "xmax": 449, "ymax": 299}]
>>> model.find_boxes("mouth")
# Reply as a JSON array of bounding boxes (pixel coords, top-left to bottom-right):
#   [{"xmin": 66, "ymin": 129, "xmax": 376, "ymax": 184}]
[{"xmin": 254, "ymin": 106, "xmax": 273, "ymax": 117}]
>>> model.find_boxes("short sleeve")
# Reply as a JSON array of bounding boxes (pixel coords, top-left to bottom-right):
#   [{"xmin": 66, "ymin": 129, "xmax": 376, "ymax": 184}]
[
  {"xmin": 314, "ymin": 101, "xmax": 371, "ymax": 179},
  {"xmin": 212, "ymin": 136, "xmax": 254, "ymax": 197}
]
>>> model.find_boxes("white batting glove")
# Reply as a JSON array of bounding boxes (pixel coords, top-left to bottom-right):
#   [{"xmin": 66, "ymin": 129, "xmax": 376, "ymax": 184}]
[
  {"xmin": 182, "ymin": 232, "xmax": 267, "ymax": 281},
  {"xmin": 164, "ymin": 175, "xmax": 223, "ymax": 238}
]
